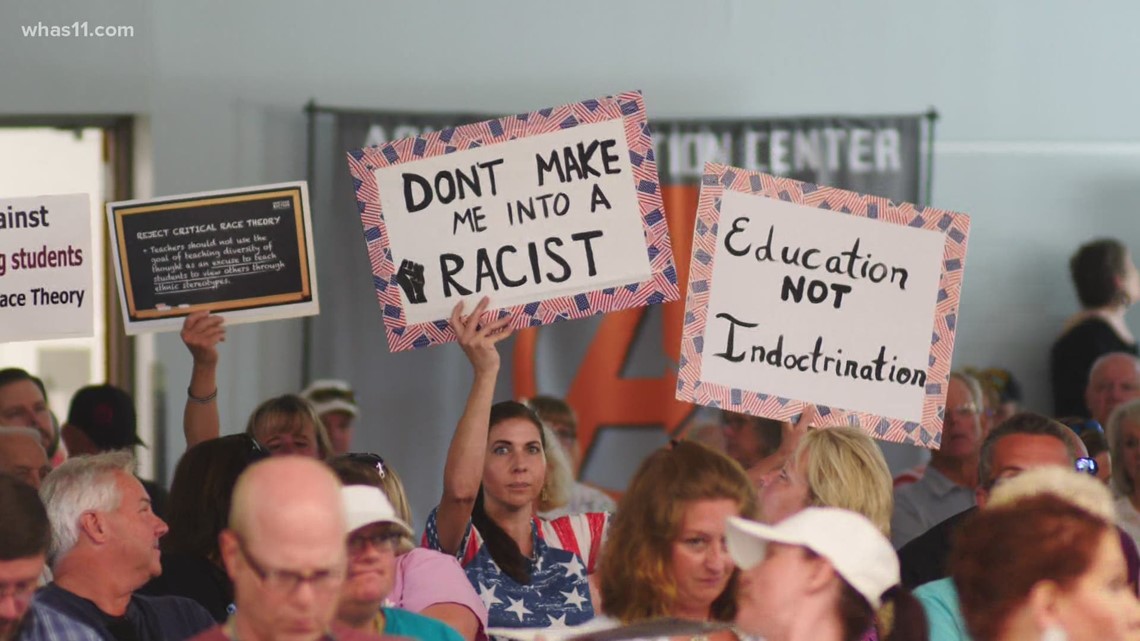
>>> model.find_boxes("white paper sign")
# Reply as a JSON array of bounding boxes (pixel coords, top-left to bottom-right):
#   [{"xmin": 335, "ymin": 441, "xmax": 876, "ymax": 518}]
[
  {"xmin": 372, "ymin": 118, "xmax": 653, "ymax": 326},
  {"xmin": 0, "ymin": 194, "xmax": 93, "ymax": 342},
  {"xmin": 701, "ymin": 189, "xmax": 947, "ymax": 422}
]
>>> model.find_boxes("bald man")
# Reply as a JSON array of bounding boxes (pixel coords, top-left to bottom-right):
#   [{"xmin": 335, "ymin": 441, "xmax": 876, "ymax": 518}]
[
  {"xmin": 1085, "ymin": 352, "xmax": 1140, "ymax": 426},
  {"xmin": 0, "ymin": 427, "xmax": 49, "ymax": 489},
  {"xmin": 188, "ymin": 457, "xmax": 387, "ymax": 641}
]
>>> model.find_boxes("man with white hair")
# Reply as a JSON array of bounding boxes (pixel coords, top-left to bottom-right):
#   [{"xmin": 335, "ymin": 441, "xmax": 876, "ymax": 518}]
[
  {"xmin": 0, "ymin": 427, "xmax": 50, "ymax": 490},
  {"xmin": 1085, "ymin": 352, "xmax": 1140, "ymax": 426},
  {"xmin": 188, "ymin": 457, "xmax": 386, "ymax": 641},
  {"xmin": 33, "ymin": 451, "xmax": 213, "ymax": 640}
]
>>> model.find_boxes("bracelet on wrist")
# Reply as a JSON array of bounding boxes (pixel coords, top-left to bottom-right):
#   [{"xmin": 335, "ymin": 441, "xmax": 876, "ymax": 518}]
[{"xmin": 187, "ymin": 386, "xmax": 218, "ymax": 404}]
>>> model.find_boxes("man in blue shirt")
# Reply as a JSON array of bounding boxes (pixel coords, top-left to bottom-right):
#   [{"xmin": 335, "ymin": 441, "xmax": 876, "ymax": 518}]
[{"xmin": 35, "ymin": 452, "xmax": 213, "ymax": 641}]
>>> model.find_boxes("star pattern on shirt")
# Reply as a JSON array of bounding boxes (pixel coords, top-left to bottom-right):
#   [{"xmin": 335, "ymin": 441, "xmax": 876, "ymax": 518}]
[
  {"xmin": 478, "ymin": 582, "xmax": 503, "ymax": 609},
  {"xmin": 547, "ymin": 614, "xmax": 568, "ymax": 627},
  {"xmin": 505, "ymin": 597, "xmax": 533, "ymax": 622},
  {"xmin": 561, "ymin": 587, "xmax": 587, "ymax": 609},
  {"xmin": 557, "ymin": 556, "xmax": 585, "ymax": 579}
]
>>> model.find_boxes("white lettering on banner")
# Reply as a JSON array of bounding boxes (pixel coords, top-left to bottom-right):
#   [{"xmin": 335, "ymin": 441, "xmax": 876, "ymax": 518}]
[
  {"xmin": 649, "ymin": 127, "xmax": 904, "ymax": 180},
  {"xmin": 699, "ymin": 189, "xmax": 945, "ymax": 422},
  {"xmin": 374, "ymin": 118, "xmax": 652, "ymax": 326}
]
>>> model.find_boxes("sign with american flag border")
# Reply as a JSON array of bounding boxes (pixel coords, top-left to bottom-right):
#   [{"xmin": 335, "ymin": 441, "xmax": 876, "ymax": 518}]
[
  {"xmin": 676, "ymin": 163, "xmax": 969, "ymax": 448},
  {"xmin": 347, "ymin": 91, "xmax": 678, "ymax": 352}
]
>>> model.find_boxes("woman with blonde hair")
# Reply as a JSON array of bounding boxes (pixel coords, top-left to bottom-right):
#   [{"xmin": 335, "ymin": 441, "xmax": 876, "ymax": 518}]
[
  {"xmin": 759, "ymin": 427, "xmax": 893, "ymax": 536},
  {"xmin": 598, "ymin": 440, "xmax": 757, "ymax": 624}
]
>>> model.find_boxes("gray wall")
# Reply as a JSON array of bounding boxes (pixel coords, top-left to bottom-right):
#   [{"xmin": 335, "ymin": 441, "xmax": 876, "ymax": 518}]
[{"xmin": 3, "ymin": 0, "xmax": 1139, "ymax": 523}]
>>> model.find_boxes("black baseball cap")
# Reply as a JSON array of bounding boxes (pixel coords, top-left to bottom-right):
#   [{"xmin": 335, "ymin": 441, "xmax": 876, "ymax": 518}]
[{"xmin": 66, "ymin": 385, "xmax": 144, "ymax": 451}]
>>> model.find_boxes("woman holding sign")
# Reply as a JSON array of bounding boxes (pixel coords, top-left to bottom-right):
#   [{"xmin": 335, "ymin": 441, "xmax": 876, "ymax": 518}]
[{"xmin": 425, "ymin": 298, "xmax": 610, "ymax": 632}]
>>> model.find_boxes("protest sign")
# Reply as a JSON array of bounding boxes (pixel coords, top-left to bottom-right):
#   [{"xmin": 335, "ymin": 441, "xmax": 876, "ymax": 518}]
[
  {"xmin": 347, "ymin": 90, "xmax": 678, "ymax": 351},
  {"xmin": 676, "ymin": 164, "xmax": 969, "ymax": 447},
  {"xmin": 0, "ymin": 193, "xmax": 92, "ymax": 342},
  {"xmin": 107, "ymin": 182, "xmax": 319, "ymax": 334}
]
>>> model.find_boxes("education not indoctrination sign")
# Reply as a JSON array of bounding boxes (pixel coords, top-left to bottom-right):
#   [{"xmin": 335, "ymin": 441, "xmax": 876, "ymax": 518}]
[{"xmin": 676, "ymin": 164, "xmax": 969, "ymax": 448}]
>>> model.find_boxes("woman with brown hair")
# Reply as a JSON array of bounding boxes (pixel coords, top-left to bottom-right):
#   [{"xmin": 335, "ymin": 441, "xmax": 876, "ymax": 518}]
[
  {"xmin": 1052, "ymin": 238, "xmax": 1140, "ymax": 418},
  {"xmin": 950, "ymin": 494, "xmax": 1140, "ymax": 641},
  {"xmin": 427, "ymin": 299, "xmax": 609, "ymax": 631},
  {"xmin": 597, "ymin": 440, "xmax": 757, "ymax": 624}
]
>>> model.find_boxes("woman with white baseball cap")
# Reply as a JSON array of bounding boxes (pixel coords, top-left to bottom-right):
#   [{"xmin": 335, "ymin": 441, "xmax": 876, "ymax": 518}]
[{"xmin": 726, "ymin": 507, "xmax": 927, "ymax": 641}]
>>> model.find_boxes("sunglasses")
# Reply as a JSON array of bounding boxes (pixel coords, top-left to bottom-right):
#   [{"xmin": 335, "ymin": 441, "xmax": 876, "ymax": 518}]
[
  {"xmin": 1075, "ymin": 456, "xmax": 1100, "ymax": 477},
  {"xmin": 345, "ymin": 452, "xmax": 387, "ymax": 479}
]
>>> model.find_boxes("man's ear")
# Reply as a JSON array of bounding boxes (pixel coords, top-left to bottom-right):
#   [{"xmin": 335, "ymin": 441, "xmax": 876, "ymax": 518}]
[
  {"xmin": 219, "ymin": 529, "xmax": 240, "ymax": 578},
  {"xmin": 975, "ymin": 485, "xmax": 989, "ymax": 509},
  {"xmin": 78, "ymin": 510, "xmax": 108, "ymax": 545}
]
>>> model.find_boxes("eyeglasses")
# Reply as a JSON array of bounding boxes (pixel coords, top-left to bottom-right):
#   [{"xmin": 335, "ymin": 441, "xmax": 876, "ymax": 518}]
[
  {"xmin": 347, "ymin": 530, "xmax": 403, "ymax": 556},
  {"xmin": 946, "ymin": 404, "xmax": 979, "ymax": 420},
  {"xmin": 1075, "ymin": 457, "xmax": 1100, "ymax": 477},
  {"xmin": 233, "ymin": 533, "xmax": 344, "ymax": 593},
  {"xmin": 345, "ymin": 452, "xmax": 387, "ymax": 480},
  {"xmin": 0, "ymin": 578, "xmax": 37, "ymax": 603}
]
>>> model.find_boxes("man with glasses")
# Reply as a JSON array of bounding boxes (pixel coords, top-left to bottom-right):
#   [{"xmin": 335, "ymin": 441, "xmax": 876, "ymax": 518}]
[
  {"xmin": 34, "ymin": 451, "xmax": 214, "ymax": 641},
  {"xmin": 190, "ymin": 456, "xmax": 384, "ymax": 641},
  {"xmin": 336, "ymin": 486, "xmax": 463, "ymax": 641},
  {"xmin": 897, "ymin": 412, "xmax": 1094, "ymax": 589},
  {"xmin": 0, "ymin": 473, "xmax": 101, "ymax": 641},
  {"xmin": 891, "ymin": 372, "xmax": 989, "ymax": 549}
]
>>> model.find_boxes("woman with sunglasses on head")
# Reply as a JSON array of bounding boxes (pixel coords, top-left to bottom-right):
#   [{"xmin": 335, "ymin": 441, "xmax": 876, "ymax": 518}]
[
  {"xmin": 426, "ymin": 298, "xmax": 610, "ymax": 632},
  {"xmin": 330, "ymin": 454, "xmax": 489, "ymax": 641},
  {"xmin": 139, "ymin": 433, "xmax": 270, "ymax": 620}
]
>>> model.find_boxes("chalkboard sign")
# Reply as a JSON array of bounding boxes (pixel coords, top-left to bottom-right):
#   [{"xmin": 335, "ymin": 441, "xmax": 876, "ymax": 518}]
[{"xmin": 107, "ymin": 182, "xmax": 320, "ymax": 334}]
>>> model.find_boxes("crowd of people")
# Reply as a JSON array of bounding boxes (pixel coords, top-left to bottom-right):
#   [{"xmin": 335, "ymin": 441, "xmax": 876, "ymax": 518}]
[{"xmin": 2, "ymin": 238, "xmax": 1140, "ymax": 641}]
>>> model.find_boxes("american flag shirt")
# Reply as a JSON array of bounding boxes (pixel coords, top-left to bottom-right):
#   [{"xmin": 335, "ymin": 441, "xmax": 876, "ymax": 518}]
[{"xmin": 424, "ymin": 507, "xmax": 610, "ymax": 630}]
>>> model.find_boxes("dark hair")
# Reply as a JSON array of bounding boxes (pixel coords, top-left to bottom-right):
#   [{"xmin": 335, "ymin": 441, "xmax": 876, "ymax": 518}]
[
  {"xmin": 951, "ymin": 495, "xmax": 1108, "ymax": 641},
  {"xmin": 0, "ymin": 368, "xmax": 46, "ymax": 398},
  {"xmin": 1070, "ymin": 238, "xmax": 1129, "ymax": 308},
  {"xmin": 1079, "ymin": 429, "xmax": 1109, "ymax": 459},
  {"xmin": 977, "ymin": 413, "xmax": 1076, "ymax": 487},
  {"xmin": 721, "ymin": 411, "xmax": 784, "ymax": 458},
  {"xmin": 163, "ymin": 434, "xmax": 269, "ymax": 559},
  {"xmin": 328, "ymin": 455, "xmax": 383, "ymax": 487},
  {"xmin": 472, "ymin": 401, "xmax": 546, "ymax": 585},
  {"xmin": 599, "ymin": 440, "xmax": 756, "ymax": 623},
  {"xmin": 0, "ymin": 472, "xmax": 51, "ymax": 560},
  {"xmin": 832, "ymin": 563, "xmax": 927, "ymax": 641},
  {"xmin": 0, "ymin": 369, "xmax": 56, "ymax": 456}
]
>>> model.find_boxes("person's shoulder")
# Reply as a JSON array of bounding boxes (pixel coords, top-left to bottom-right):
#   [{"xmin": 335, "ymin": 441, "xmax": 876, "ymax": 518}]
[
  {"xmin": 21, "ymin": 601, "xmax": 103, "ymax": 641},
  {"xmin": 132, "ymin": 592, "xmax": 215, "ymax": 625},
  {"xmin": 384, "ymin": 607, "xmax": 465, "ymax": 641}
]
